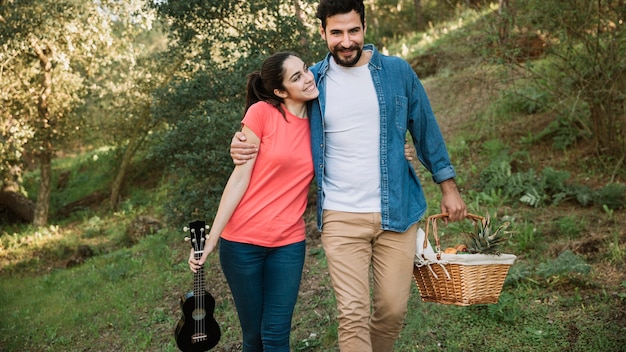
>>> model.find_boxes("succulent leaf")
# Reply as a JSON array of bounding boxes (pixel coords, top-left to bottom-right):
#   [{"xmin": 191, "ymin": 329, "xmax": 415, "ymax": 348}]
[{"xmin": 464, "ymin": 212, "xmax": 509, "ymax": 255}]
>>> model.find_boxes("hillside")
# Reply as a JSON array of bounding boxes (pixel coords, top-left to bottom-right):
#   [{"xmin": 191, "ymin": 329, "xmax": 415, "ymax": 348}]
[{"xmin": 1, "ymin": 29, "xmax": 626, "ymax": 352}]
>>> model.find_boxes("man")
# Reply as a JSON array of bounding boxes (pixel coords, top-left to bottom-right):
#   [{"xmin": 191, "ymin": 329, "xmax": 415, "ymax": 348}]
[{"xmin": 231, "ymin": 1, "xmax": 466, "ymax": 351}]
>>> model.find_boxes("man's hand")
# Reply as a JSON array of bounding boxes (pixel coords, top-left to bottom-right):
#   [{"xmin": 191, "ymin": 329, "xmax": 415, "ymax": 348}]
[
  {"xmin": 230, "ymin": 131, "xmax": 258, "ymax": 165},
  {"xmin": 439, "ymin": 179, "xmax": 467, "ymax": 222}
]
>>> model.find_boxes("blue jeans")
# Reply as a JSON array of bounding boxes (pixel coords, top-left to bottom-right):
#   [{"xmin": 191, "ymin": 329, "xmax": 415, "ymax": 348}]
[{"xmin": 219, "ymin": 238, "xmax": 305, "ymax": 352}]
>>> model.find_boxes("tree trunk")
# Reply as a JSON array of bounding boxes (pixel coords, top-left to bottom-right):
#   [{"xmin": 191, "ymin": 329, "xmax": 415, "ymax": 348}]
[
  {"xmin": 413, "ymin": 0, "xmax": 426, "ymax": 31},
  {"xmin": 34, "ymin": 151, "xmax": 52, "ymax": 227},
  {"xmin": 498, "ymin": 0, "xmax": 515, "ymax": 42},
  {"xmin": 0, "ymin": 190, "xmax": 35, "ymax": 223},
  {"xmin": 109, "ymin": 58, "xmax": 185, "ymax": 210},
  {"xmin": 109, "ymin": 103, "xmax": 154, "ymax": 210},
  {"xmin": 31, "ymin": 38, "xmax": 54, "ymax": 227},
  {"xmin": 292, "ymin": 0, "xmax": 308, "ymax": 45},
  {"xmin": 110, "ymin": 139, "xmax": 136, "ymax": 211}
]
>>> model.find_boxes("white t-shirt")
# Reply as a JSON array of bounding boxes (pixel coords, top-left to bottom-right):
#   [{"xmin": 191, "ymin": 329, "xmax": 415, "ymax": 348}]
[{"xmin": 322, "ymin": 55, "xmax": 381, "ymax": 212}]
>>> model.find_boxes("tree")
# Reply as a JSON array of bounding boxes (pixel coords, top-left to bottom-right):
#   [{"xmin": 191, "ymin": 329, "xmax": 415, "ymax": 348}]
[
  {"xmin": 0, "ymin": 0, "xmax": 152, "ymax": 226},
  {"xmin": 1, "ymin": 0, "xmax": 170, "ymax": 223},
  {"xmin": 497, "ymin": 0, "xmax": 514, "ymax": 41},
  {"xmin": 503, "ymin": 0, "xmax": 625, "ymax": 170},
  {"xmin": 413, "ymin": 0, "xmax": 426, "ymax": 31},
  {"xmin": 77, "ymin": 2, "xmax": 173, "ymax": 211},
  {"xmin": 149, "ymin": 0, "xmax": 326, "ymax": 224}
]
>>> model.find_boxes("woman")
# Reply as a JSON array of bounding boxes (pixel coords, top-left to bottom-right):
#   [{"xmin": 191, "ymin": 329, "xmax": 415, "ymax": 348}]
[{"xmin": 188, "ymin": 51, "xmax": 319, "ymax": 352}]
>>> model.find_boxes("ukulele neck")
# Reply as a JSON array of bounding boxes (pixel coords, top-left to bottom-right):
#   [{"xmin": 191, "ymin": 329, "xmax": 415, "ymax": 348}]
[{"xmin": 194, "ymin": 252, "xmax": 205, "ymax": 296}]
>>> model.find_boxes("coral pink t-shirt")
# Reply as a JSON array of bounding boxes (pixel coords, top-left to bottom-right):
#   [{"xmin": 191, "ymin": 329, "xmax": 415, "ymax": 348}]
[{"xmin": 221, "ymin": 101, "xmax": 313, "ymax": 247}]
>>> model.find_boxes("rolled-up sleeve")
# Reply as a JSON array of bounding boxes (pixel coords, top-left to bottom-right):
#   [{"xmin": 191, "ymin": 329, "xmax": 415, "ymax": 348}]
[{"xmin": 431, "ymin": 165, "xmax": 456, "ymax": 184}]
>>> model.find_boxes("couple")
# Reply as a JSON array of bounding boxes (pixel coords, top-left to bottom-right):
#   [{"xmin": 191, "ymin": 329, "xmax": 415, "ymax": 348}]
[{"xmin": 188, "ymin": 1, "xmax": 466, "ymax": 351}]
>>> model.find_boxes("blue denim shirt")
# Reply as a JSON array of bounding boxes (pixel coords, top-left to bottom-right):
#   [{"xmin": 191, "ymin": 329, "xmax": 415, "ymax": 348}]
[{"xmin": 309, "ymin": 44, "xmax": 456, "ymax": 232}]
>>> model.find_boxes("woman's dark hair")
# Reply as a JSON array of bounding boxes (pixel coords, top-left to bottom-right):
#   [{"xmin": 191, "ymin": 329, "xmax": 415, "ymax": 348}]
[
  {"xmin": 244, "ymin": 51, "xmax": 298, "ymax": 120},
  {"xmin": 315, "ymin": 0, "xmax": 365, "ymax": 30}
]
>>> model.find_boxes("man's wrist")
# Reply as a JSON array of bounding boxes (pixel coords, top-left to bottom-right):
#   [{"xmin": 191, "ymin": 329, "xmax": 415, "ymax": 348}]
[{"xmin": 440, "ymin": 179, "xmax": 458, "ymax": 193}]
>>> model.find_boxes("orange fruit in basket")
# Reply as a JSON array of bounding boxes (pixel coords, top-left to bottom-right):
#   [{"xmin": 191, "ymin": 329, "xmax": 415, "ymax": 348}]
[
  {"xmin": 455, "ymin": 244, "xmax": 469, "ymax": 253},
  {"xmin": 443, "ymin": 247, "xmax": 458, "ymax": 254}
]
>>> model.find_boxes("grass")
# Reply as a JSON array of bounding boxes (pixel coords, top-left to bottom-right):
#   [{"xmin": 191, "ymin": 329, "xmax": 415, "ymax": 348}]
[
  {"xmin": 1, "ymin": 231, "xmax": 181, "ymax": 351},
  {"xmin": 2, "ymin": 159, "xmax": 623, "ymax": 352},
  {"xmin": 2, "ymin": 11, "xmax": 626, "ymax": 352}
]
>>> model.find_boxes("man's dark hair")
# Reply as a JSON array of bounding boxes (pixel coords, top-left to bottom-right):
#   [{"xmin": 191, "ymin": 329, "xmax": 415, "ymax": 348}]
[{"xmin": 315, "ymin": 0, "xmax": 365, "ymax": 30}]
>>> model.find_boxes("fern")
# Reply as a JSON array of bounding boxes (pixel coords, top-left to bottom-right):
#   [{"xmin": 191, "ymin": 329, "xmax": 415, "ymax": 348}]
[
  {"xmin": 474, "ymin": 149, "xmax": 622, "ymax": 209},
  {"xmin": 540, "ymin": 167, "xmax": 571, "ymax": 193},
  {"xmin": 595, "ymin": 182, "xmax": 626, "ymax": 210},
  {"xmin": 520, "ymin": 187, "xmax": 548, "ymax": 207},
  {"xmin": 573, "ymin": 184, "xmax": 595, "ymax": 206},
  {"xmin": 506, "ymin": 169, "xmax": 538, "ymax": 199},
  {"xmin": 536, "ymin": 250, "xmax": 591, "ymax": 278}
]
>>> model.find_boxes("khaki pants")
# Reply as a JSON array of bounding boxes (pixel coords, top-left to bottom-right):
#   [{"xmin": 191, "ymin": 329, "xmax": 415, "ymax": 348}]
[{"xmin": 321, "ymin": 210, "xmax": 417, "ymax": 352}]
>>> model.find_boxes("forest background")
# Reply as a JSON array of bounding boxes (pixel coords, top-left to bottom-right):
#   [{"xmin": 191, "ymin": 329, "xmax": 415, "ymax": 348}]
[{"xmin": 1, "ymin": 0, "xmax": 625, "ymax": 351}]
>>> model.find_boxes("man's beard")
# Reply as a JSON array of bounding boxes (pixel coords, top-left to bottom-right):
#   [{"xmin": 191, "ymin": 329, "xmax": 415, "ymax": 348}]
[{"xmin": 331, "ymin": 45, "xmax": 363, "ymax": 67}]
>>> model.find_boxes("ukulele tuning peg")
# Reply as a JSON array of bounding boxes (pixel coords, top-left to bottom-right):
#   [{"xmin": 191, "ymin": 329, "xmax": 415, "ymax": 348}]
[
  {"xmin": 183, "ymin": 226, "xmax": 189, "ymax": 232},
  {"xmin": 184, "ymin": 237, "xmax": 190, "ymax": 242},
  {"xmin": 205, "ymin": 225, "xmax": 210, "ymax": 230}
]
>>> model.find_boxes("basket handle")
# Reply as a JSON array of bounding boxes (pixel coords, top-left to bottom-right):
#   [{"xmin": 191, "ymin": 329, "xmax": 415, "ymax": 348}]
[{"xmin": 422, "ymin": 213, "xmax": 484, "ymax": 256}]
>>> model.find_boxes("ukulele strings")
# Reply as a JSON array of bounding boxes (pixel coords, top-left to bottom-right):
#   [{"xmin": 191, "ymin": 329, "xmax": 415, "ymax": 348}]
[{"xmin": 193, "ymin": 227, "xmax": 206, "ymax": 341}]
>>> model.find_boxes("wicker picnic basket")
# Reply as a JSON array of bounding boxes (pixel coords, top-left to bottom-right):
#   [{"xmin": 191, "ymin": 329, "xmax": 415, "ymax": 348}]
[{"xmin": 413, "ymin": 213, "xmax": 516, "ymax": 306}]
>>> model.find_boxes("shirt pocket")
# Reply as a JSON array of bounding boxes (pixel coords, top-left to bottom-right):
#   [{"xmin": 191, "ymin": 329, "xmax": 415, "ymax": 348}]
[{"xmin": 394, "ymin": 95, "xmax": 408, "ymax": 135}]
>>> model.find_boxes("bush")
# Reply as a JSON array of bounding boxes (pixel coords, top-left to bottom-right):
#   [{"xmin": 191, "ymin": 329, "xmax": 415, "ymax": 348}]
[{"xmin": 495, "ymin": 0, "xmax": 626, "ymax": 160}]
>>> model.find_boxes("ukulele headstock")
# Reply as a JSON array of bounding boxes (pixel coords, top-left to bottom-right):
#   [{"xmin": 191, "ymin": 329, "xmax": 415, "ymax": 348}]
[{"xmin": 184, "ymin": 220, "xmax": 210, "ymax": 253}]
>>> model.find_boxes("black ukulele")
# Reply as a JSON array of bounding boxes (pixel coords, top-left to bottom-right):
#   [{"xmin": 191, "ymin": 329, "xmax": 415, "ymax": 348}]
[{"xmin": 174, "ymin": 220, "xmax": 221, "ymax": 351}]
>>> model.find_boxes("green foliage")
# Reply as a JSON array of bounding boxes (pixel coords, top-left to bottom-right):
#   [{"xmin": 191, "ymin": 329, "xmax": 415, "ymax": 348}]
[
  {"xmin": 498, "ymin": 86, "xmax": 550, "ymax": 115},
  {"xmin": 467, "ymin": 188, "xmax": 510, "ymax": 211},
  {"xmin": 536, "ymin": 250, "xmax": 592, "ymax": 281},
  {"xmin": 464, "ymin": 212, "xmax": 510, "ymax": 255},
  {"xmin": 550, "ymin": 112, "xmax": 589, "ymax": 151},
  {"xmin": 501, "ymin": 250, "xmax": 592, "ymax": 288},
  {"xmin": 0, "ymin": 117, "xmax": 33, "ymax": 187},
  {"xmin": 504, "ymin": 261, "xmax": 534, "ymax": 286},
  {"xmin": 475, "ymin": 146, "xmax": 623, "ymax": 209},
  {"xmin": 606, "ymin": 230, "xmax": 625, "ymax": 266},
  {"xmin": 149, "ymin": 0, "xmax": 326, "ymax": 225},
  {"xmin": 400, "ymin": 277, "xmax": 624, "ymax": 351},
  {"xmin": 0, "ymin": 230, "xmax": 188, "ymax": 351},
  {"xmin": 21, "ymin": 149, "xmax": 115, "ymax": 215},
  {"xmin": 554, "ymin": 215, "xmax": 584, "ymax": 239},
  {"xmin": 149, "ymin": 91, "xmax": 241, "ymax": 224},
  {"xmin": 1, "ymin": 0, "xmax": 164, "ymax": 226},
  {"xmin": 573, "ymin": 184, "xmax": 596, "ymax": 207},
  {"xmin": 364, "ymin": 0, "xmax": 420, "ymax": 46},
  {"xmin": 497, "ymin": 0, "xmax": 626, "ymax": 160},
  {"xmin": 83, "ymin": 216, "xmax": 106, "ymax": 238},
  {"xmin": 510, "ymin": 218, "xmax": 546, "ymax": 256},
  {"xmin": 595, "ymin": 182, "xmax": 626, "ymax": 210},
  {"xmin": 2, "ymin": 3, "xmax": 625, "ymax": 351}
]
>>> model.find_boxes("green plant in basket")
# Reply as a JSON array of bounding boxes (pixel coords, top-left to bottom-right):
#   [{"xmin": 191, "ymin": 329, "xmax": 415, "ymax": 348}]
[{"xmin": 464, "ymin": 212, "xmax": 510, "ymax": 255}]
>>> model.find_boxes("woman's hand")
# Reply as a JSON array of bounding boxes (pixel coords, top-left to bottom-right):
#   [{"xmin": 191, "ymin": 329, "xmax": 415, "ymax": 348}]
[
  {"xmin": 404, "ymin": 141, "xmax": 414, "ymax": 161},
  {"xmin": 188, "ymin": 239, "xmax": 217, "ymax": 273},
  {"xmin": 188, "ymin": 248, "xmax": 203, "ymax": 273}
]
